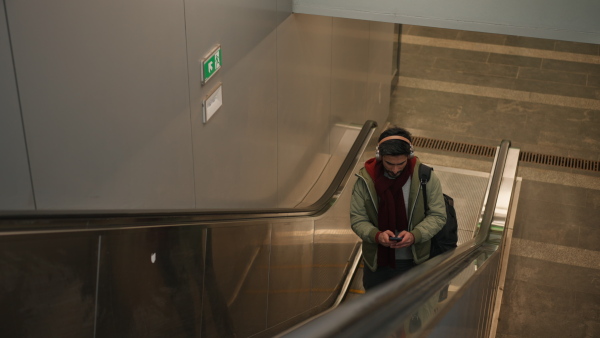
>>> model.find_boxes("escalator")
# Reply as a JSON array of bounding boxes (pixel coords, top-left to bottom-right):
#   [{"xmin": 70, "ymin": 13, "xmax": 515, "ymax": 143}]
[
  {"xmin": 279, "ymin": 140, "xmax": 520, "ymax": 337},
  {"xmin": 0, "ymin": 121, "xmax": 520, "ymax": 338}
]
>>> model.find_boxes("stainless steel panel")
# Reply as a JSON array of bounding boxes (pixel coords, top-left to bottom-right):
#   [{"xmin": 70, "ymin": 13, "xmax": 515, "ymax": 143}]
[
  {"xmin": 268, "ymin": 220, "xmax": 314, "ymax": 327},
  {"xmin": 202, "ymin": 223, "xmax": 271, "ymax": 338},
  {"xmin": 0, "ymin": 2, "xmax": 34, "ymax": 211},
  {"xmin": 298, "ymin": 124, "xmax": 361, "ymax": 207},
  {"xmin": 366, "ymin": 21, "xmax": 395, "ymax": 126},
  {"xmin": 426, "ymin": 251, "xmax": 501, "ymax": 338},
  {"xmin": 331, "ymin": 18, "xmax": 370, "ymax": 127},
  {"xmin": 0, "ymin": 232, "xmax": 98, "ymax": 337},
  {"xmin": 0, "ymin": 117, "xmax": 378, "ymax": 336},
  {"xmin": 492, "ymin": 148, "xmax": 520, "ymax": 231},
  {"xmin": 358, "ymin": 251, "xmax": 500, "ymax": 337},
  {"xmin": 276, "ymin": 14, "xmax": 333, "ymax": 208},
  {"xmin": 312, "ymin": 173, "xmax": 359, "ymax": 307},
  {"xmin": 277, "ymin": 15, "xmax": 392, "ymax": 208},
  {"xmin": 184, "ymin": 0, "xmax": 279, "ymax": 209},
  {"xmin": 421, "ymin": 147, "xmax": 520, "ymax": 337},
  {"xmin": 3, "ymin": 3, "xmax": 393, "ymax": 212},
  {"xmin": 7, "ymin": 0, "xmax": 195, "ymax": 210},
  {"xmin": 96, "ymin": 227, "xmax": 205, "ymax": 337}
]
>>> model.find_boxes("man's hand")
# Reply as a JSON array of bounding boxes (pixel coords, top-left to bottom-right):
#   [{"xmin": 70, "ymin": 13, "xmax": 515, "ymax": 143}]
[
  {"xmin": 390, "ymin": 230, "xmax": 414, "ymax": 249},
  {"xmin": 378, "ymin": 230, "xmax": 396, "ymax": 247}
]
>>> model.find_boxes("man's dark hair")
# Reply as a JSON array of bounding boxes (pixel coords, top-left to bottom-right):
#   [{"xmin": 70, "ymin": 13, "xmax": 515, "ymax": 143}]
[{"xmin": 377, "ymin": 127, "xmax": 413, "ymax": 157}]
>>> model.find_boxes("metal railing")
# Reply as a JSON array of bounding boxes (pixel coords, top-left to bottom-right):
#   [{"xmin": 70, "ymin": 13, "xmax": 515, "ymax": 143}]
[{"xmin": 0, "ymin": 120, "xmax": 378, "ymax": 235}]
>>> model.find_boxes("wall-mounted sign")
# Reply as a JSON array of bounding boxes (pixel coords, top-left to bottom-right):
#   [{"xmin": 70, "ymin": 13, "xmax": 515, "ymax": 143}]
[
  {"xmin": 201, "ymin": 45, "xmax": 222, "ymax": 85},
  {"xmin": 203, "ymin": 83, "xmax": 223, "ymax": 124}
]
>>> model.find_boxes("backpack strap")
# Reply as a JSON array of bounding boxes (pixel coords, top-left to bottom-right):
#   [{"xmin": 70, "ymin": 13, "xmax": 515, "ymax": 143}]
[{"xmin": 419, "ymin": 164, "xmax": 433, "ymax": 213}]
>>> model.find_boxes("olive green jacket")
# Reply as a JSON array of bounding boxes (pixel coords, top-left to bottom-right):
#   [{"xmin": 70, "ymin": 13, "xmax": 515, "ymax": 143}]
[{"xmin": 350, "ymin": 158, "xmax": 446, "ymax": 271}]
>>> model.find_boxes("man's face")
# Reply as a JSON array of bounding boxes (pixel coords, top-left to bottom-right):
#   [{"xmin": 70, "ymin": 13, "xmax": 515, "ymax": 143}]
[{"xmin": 381, "ymin": 155, "xmax": 409, "ymax": 178}]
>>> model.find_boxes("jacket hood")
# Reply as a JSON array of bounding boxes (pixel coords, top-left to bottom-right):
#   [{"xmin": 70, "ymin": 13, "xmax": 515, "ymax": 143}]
[{"xmin": 364, "ymin": 157, "xmax": 378, "ymax": 180}]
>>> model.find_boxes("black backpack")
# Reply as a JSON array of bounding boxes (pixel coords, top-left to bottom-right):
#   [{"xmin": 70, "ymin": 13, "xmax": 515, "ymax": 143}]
[{"xmin": 418, "ymin": 164, "xmax": 458, "ymax": 258}]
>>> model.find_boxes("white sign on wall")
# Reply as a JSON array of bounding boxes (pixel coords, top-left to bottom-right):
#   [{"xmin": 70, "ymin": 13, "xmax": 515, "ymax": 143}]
[{"xmin": 202, "ymin": 83, "xmax": 223, "ymax": 124}]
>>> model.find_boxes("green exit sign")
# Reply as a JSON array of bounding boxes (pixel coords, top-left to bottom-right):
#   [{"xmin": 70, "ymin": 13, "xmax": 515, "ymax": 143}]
[{"xmin": 202, "ymin": 46, "xmax": 222, "ymax": 85}]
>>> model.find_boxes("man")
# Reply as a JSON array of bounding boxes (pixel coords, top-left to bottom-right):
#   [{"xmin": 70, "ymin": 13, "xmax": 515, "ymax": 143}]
[{"xmin": 350, "ymin": 127, "xmax": 446, "ymax": 290}]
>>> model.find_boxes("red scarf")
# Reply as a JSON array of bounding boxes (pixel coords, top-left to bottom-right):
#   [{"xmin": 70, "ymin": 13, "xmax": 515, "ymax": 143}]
[{"xmin": 365, "ymin": 157, "xmax": 416, "ymax": 268}]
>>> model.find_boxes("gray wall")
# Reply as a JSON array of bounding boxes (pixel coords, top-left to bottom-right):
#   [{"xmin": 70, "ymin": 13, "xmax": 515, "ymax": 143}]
[
  {"xmin": 6, "ymin": 0, "xmax": 195, "ymax": 210},
  {"xmin": 0, "ymin": 0, "xmax": 394, "ymax": 211},
  {"xmin": 277, "ymin": 14, "xmax": 332, "ymax": 208},
  {"xmin": 0, "ymin": 3, "xmax": 34, "ymax": 211},
  {"xmin": 184, "ymin": 0, "xmax": 280, "ymax": 209},
  {"xmin": 293, "ymin": 0, "xmax": 600, "ymax": 44}
]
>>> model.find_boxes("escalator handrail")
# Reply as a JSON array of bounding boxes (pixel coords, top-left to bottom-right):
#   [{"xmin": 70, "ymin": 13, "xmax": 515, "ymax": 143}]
[
  {"xmin": 278, "ymin": 140, "xmax": 512, "ymax": 338},
  {"xmin": 475, "ymin": 140, "xmax": 510, "ymax": 244},
  {"xmin": 0, "ymin": 120, "xmax": 378, "ymax": 234}
]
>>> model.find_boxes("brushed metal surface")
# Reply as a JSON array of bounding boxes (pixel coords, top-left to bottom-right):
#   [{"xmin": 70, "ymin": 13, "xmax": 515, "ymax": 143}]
[
  {"xmin": 296, "ymin": 124, "xmax": 361, "ymax": 208},
  {"xmin": 0, "ymin": 132, "xmax": 372, "ymax": 337},
  {"xmin": 6, "ymin": 0, "xmax": 195, "ymax": 210},
  {"xmin": 311, "ymin": 171, "xmax": 361, "ymax": 307},
  {"xmin": 184, "ymin": 0, "xmax": 279, "ymax": 209},
  {"xmin": 276, "ymin": 14, "xmax": 333, "ymax": 208},
  {"xmin": 424, "ymin": 146, "xmax": 519, "ymax": 337},
  {"xmin": 0, "ymin": 4, "xmax": 400, "ymax": 335},
  {"xmin": 1, "ymin": 6, "xmax": 392, "ymax": 212},
  {"xmin": 0, "ymin": 120, "xmax": 377, "ymax": 337},
  {"xmin": 331, "ymin": 18, "xmax": 370, "ymax": 126},
  {"xmin": 202, "ymin": 224, "xmax": 271, "ymax": 338},
  {"xmin": 492, "ymin": 148, "xmax": 520, "ymax": 231},
  {"xmin": 96, "ymin": 227, "xmax": 205, "ymax": 337},
  {"xmin": 268, "ymin": 220, "xmax": 315, "ymax": 327},
  {"xmin": 366, "ymin": 21, "xmax": 395, "ymax": 126},
  {"xmin": 0, "ymin": 232, "xmax": 98, "ymax": 336},
  {"xmin": 425, "ymin": 251, "xmax": 501, "ymax": 337},
  {"xmin": 0, "ymin": 2, "xmax": 34, "ymax": 211},
  {"xmin": 431, "ymin": 144, "xmax": 519, "ymax": 337}
]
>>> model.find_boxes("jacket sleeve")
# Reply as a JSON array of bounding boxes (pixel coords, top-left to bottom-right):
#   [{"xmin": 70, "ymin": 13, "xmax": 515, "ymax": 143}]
[
  {"xmin": 350, "ymin": 178, "xmax": 379, "ymax": 243},
  {"xmin": 412, "ymin": 170, "xmax": 447, "ymax": 243}
]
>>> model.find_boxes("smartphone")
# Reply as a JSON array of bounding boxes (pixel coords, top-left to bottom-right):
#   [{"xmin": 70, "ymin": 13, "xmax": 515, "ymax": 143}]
[{"xmin": 389, "ymin": 236, "xmax": 404, "ymax": 241}]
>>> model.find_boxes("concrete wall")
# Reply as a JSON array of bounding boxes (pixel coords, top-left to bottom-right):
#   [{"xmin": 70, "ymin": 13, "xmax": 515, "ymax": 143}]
[
  {"xmin": 0, "ymin": 0, "xmax": 395, "ymax": 211},
  {"xmin": 293, "ymin": 0, "xmax": 600, "ymax": 44}
]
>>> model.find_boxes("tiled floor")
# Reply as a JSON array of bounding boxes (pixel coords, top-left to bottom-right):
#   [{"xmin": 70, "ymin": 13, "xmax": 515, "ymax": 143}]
[{"xmin": 391, "ymin": 25, "xmax": 600, "ymax": 337}]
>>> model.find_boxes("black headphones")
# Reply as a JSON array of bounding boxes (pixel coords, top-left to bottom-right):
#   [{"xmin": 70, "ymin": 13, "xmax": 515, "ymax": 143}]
[{"xmin": 375, "ymin": 135, "xmax": 414, "ymax": 161}]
